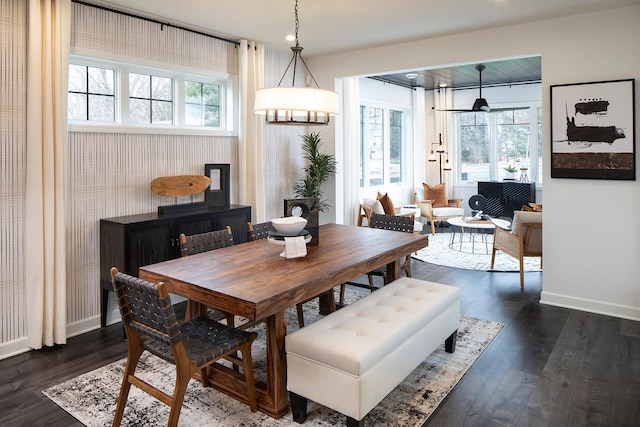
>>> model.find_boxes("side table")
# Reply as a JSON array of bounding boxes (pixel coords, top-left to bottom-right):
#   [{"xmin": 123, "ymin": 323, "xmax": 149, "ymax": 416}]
[{"xmin": 447, "ymin": 217, "xmax": 511, "ymax": 254}]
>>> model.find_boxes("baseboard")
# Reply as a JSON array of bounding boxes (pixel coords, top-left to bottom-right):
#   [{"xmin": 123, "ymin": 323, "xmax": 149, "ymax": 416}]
[
  {"xmin": 540, "ymin": 291, "xmax": 640, "ymax": 322},
  {"xmin": 0, "ymin": 337, "xmax": 30, "ymax": 361}
]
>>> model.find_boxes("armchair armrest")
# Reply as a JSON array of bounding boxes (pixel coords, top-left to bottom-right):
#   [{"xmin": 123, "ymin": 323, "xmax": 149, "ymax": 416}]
[{"xmin": 448, "ymin": 198, "xmax": 463, "ymax": 208}]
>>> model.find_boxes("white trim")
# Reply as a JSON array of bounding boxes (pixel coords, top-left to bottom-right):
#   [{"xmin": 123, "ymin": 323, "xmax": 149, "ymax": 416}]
[
  {"xmin": 68, "ymin": 53, "xmax": 235, "ymax": 134},
  {"xmin": 541, "ymin": 291, "xmax": 640, "ymax": 322}
]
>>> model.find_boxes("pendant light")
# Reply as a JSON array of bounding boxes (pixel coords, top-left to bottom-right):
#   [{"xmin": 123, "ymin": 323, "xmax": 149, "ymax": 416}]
[{"xmin": 254, "ymin": 0, "xmax": 339, "ymax": 125}]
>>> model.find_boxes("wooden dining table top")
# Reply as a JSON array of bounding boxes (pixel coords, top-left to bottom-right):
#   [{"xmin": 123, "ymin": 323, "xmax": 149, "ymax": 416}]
[{"xmin": 138, "ymin": 223, "xmax": 429, "ymax": 322}]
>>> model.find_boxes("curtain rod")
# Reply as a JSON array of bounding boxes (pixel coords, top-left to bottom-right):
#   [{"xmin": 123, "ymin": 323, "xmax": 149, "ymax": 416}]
[{"xmin": 72, "ymin": 0, "xmax": 240, "ymax": 47}]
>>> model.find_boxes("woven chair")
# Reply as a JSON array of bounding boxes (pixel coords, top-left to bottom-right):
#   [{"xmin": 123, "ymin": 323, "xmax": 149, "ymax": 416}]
[
  {"xmin": 179, "ymin": 227, "xmax": 235, "ymax": 322},
  {"xmin": 247, "ymin": 220, "xmax": 273, "ymax": 241},
  {"xmin": 110, "ymin": 267, "xmax": 257, "ymax": 427},
  {"xmin": 339, "ymin": 213, "xmax": 415, "ymax": 306},
  {"xmin": 179, "ymin": 226, "xmax": 234, "ymax": 257},
  {"xmin": 246, "ymin": 221, "xmax": 320, "ymax": 328}
]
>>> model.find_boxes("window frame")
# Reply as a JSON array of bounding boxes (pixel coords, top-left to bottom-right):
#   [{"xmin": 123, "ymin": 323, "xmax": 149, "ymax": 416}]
[
  {"xmin": 67, "ymin": 55, "xmax": 236, "ymax": 136},
  {"xmin": 359, "ymin": 102, "xmax": 411, "ymax": 189},
  {"xmin": 453, "ymin": 102, "xmax": 542, "ymax": 186}
]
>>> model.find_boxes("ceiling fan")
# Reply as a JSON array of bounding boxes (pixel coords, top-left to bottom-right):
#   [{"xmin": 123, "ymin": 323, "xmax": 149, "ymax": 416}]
[{"xmin": 435, "ymin": 64, "xmax": 528, "ymax": 113}]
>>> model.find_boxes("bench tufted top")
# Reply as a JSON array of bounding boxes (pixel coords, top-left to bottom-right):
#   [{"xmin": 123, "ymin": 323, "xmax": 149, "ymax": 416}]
[{"xmin": 286, "ymin": 277, "xmax": 460, "ymax": 376}]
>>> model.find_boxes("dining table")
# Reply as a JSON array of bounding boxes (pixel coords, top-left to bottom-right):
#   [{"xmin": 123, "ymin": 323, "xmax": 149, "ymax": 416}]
[{"xmin": 138, "ymin": 222, "xmax": 428, "ymax": 418}]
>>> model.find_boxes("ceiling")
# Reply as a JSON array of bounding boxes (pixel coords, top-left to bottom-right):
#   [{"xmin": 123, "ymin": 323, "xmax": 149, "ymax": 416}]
[
  {"xmin": 90, "ymin": 0, "xmax": 636, "ymax": 87},
  {"xmin": 371, "ymin": 57, "xmax": 542, "ymax": 91}
]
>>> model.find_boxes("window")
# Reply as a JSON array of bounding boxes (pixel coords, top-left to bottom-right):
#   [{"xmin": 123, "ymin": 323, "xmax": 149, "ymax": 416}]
[
  {"xmin": 185, "ymin": 81, "xmax": 220, "ymax": 127},
  {"xmin": 457, "ymin": 106, "xmax": 542, "ymax": 184},
  {"xmin": 68, "ymin": 64, "xmax": 115, "ymax": 122},
  {"xmin": 67, "ymin": 56, "xmax": 231, "ymax": 133},
  {"xmin": 128, "ymin": 73, "xmax": 173, "ymax": 124},
  {"xmin": 360, "ymin": 104, "xmax": 407, "ymax": 188}
]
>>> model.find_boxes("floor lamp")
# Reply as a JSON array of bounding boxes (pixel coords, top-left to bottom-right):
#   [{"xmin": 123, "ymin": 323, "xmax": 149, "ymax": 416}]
[{"xmin": 428, "ymin": 133, "xmax": 451, "ymax": 184}]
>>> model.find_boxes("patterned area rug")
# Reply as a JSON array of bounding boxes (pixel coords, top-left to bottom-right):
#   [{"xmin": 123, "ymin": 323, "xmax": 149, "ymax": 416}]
[
  {"xmin": 412, "ymin": 232, "xmax": 542, "ymax": 272},
  {"xmin": 43, "ymin": 289, "xmax": 503, "ymax": 427}
]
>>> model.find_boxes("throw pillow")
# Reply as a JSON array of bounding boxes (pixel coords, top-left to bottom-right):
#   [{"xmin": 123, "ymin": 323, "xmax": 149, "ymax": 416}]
[
  {"xmin": 363, "ymin": 197, "xmax": 385, "ymax": 215},
  {"xmin": 423, "ymin": 183, "xmax": 447, "ymax": 207},
  {"xmin": 376, "ymin": 192, "xmax": 396, "ymax": 215}
]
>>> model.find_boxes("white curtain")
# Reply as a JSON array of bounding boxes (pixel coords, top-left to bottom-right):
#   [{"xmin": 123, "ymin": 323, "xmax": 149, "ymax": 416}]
[
  {"xmin": 338, "ymin": 78, "xmax": 361, "ymax": 225},
  {"xmin": 413, "ymin": 88, "xmax": 427, "ymax": 189},
  {"xmin": 238, "ymin": 40, "xmax": 266, "ymax": 222},
  {"xmin": 26, "ymin": 0, "xmax": 70, "ymax": 349}
]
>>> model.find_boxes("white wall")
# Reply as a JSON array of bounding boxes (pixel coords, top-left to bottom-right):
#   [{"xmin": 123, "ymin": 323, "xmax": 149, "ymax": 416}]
[{"xmin": 309, "ymin": 5, "xmax": 640, "ymax": 321}]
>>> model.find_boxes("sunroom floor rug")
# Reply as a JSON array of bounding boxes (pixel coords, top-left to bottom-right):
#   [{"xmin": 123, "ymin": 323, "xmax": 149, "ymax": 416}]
[
  {"xmin": 43, "ymin": 290, "xmax": 502, "ymax": 427},
  {"xmin": 413, "ymin": 231, "xmax": 542, "ymax": 272}
]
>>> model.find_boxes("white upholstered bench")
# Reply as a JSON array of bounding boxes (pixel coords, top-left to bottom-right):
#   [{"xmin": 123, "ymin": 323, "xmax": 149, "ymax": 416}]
[{"xmin": 286, "ymin": 277, "xmax": 460, "ymax": 426}]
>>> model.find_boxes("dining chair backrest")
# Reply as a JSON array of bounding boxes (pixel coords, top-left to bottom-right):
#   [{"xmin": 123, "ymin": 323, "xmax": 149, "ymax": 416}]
[
  {"xmin": 111, "ymin": 269, "xmax": 182, "ymax": 358},
  {"xmin": 369, "ymin": 213, "xmax": 414, "ymax": 233},
  {"xmin": 179, "ymin": 226, "xmax": 234, "ymax": 257},
  {"xmin": 247, "ymin": 221, "xmax": 272, "ymax": 241}
]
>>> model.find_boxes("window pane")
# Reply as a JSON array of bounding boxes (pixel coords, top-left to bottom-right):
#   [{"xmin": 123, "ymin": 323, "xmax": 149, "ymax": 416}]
[
  {"xmin": 203, "ymin": 105, "xmax": 219, "ymax": 127},
  {"xmin": 185, "ymin": 81, "xmax": 220, "ymax": 127},
  {"xmin": 203, "ymin": 83, "xmax": 219, "ymax": 105},
  {"xmin": 185, "ymin": 81, "xmax": 201, "ymax": 104},
  {"xmin": 497, "ymin": 110, "xmax": 530, "ymax": 180},
  {"xmin": 185, "ymin": 103, "xmax": 201, "ymax": 125},
  {"xmin": 152, "ymin": 76, "xmax": 172, "ymax": 101},
  {"xmin": 88, "ymin": 67, "xmax": 114, "ymax": 95},
  {"xmin": 152, "ymin": 100, "xmax": 173, "ymax": 124},
  {"xmin": 537, "ymin": 107, "xmax": 543, "ymax": 184},
  {"xmin": 129, "ymin": 73, "xmax": 150, "ymax": 98},
  {"xmin": 88, "ymin": 95, "xmax": 114, "ymax": 121},
  {"xmin": 460, "ymin": 113, "xmax": 490, "ymax": 182},
  {"xmin": 68, "ymin": 93, "xmax": 87, "ymax": 120},
  {"xmin": 367, "ymin": 107, "xmax": 384, "ymax": 186},
  {"xmin": 129, "ymin": 98, "xmax": 149, "ymax": 123},
  {"xmin": 390, "ymin": 110, "xmax": 402, "ymax": 184},
  {"xmin": 68, "ymin": 64, "xmax": 87, "ymax": 92},
  {"xmin": 359, "ymin": 106, "xmax": 365, "ymax": 187}
]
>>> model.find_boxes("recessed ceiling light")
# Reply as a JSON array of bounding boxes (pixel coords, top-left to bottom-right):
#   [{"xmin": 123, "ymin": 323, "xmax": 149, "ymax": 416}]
[
  {"xmin": 405, "ymin": 73, "xmax": 418, "ymax": 79},
  {"xmin": 439, "ymin": 82, "xmax": 448, "ymax": 88},
  {"xmin": 285, "ymin": 34, "xmax": 295, "ymax": 42}
]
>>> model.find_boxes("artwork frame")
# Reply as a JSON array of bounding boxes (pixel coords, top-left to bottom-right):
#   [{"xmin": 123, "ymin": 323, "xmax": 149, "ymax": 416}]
[
  {"xmin": 204, "ymin": 164, "xmax": 230, "ymax": 206},
  {"xmin": 550, "ymin": 78, "xmax": 635, "ymax": 180}
]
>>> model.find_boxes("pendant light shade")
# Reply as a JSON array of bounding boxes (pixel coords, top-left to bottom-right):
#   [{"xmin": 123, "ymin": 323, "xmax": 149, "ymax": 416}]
[
  {"xmin": 254, "ymin": 0, "xmax": 339, "ymax": 125},
  {"xmin": 254, "ymin": 87, "xmax": 339, "ymax": 125}
]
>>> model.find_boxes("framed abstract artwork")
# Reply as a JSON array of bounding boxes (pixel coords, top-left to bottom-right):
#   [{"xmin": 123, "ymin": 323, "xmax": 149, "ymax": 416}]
[{"xmin": 550, "ymin": 78, "xmax": 635, "ymax": 180}]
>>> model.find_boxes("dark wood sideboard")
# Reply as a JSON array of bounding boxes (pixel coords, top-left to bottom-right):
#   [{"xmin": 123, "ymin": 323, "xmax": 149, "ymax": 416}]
[
  {"xmin": 99, "ymin": 204, "xmax": 251, "ymax": 327},
  {"xmin": 478, "ymin": 181, "xmax": 535, "ymax": 219}
]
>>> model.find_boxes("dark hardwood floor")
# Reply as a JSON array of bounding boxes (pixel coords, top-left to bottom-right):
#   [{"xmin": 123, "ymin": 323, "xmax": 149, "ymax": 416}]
[{"xmin": 1, "ymin": 242, "xmax": 639, "ymax": 426}]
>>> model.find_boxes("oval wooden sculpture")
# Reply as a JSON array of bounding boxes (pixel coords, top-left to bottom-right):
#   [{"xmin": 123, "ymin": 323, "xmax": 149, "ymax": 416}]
[{"xmin": 150, "ymin": 175, "xmax": 212, "ymax": 197}]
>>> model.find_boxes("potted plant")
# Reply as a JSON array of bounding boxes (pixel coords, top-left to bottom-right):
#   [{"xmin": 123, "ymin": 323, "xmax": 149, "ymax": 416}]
[
  {"xmin": 504, "ymin": 164, "xmax": 518, "ymax": 180},
  {"xmin": 293, "ymin": 132, "xmax": 337, "ymax": 212}
]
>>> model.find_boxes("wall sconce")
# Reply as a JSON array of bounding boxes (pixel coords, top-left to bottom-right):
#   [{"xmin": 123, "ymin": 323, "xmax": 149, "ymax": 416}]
[{"xmin": 428, "ymin": 133, "xmax": 451, "ymax": 184}]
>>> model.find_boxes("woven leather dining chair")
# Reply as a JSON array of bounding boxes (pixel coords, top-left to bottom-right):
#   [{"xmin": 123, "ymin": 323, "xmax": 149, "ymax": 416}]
[
  {"xmin": 247, "ymin": 220, "xmax": 273, "ymax": 241},
  {"xmin": 110, "ymin": 267, "xmax": 257, "ymax": 427},
  {"xmin": 179, "ymin": 226, "xmax": 234, "ymax": 257},
  {"xmin": 338, "ymin": 213, "xmax": 415, "ymax": 306},
  {"xmin": 179, "ymin": 227, "xmax": 235, "ymax": 322}
]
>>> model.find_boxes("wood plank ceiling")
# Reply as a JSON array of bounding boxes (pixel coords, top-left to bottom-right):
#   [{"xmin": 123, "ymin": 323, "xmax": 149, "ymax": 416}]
[{"xmin": 370, "ymin": 57, "xmax": 542, "ymax": 91}]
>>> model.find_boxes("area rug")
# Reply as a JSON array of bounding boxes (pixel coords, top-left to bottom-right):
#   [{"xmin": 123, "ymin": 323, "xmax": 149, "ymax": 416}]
[
  {"xmin": 43, "ymin": 289, "xmax": 503, "ymax": 427},
  {"xmin": 413, "ymin": 232, "xmax": 542, "ymax": 272}
]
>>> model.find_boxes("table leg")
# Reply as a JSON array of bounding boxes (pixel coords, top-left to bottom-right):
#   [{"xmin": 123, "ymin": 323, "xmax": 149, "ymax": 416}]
[
  {"xmin": 385, "ymin": 259, "xmax": 401, "ymax": 282},
  {"xmin": 264, "ymin": 310, "xmax": 289, "ymax": 418}
]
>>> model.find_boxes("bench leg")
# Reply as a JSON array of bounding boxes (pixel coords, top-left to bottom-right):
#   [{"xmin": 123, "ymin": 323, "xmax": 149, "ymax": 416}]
[
  {"xmin": 445, "ymin": 330, "xmax": 457, "ymax": 353},
  {"xmin": 289, "ymin": 392, "xmax": 308, "ymax": 423},
  {"xmin": 347, "ymin": 415, "xmax": 366, "ymax": 427}
]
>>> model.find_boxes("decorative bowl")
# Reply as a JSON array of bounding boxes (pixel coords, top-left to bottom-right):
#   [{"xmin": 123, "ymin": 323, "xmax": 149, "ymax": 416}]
[{"xmin": 271, "ymin": 216, "xmax": 307, "ymax": 235}]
